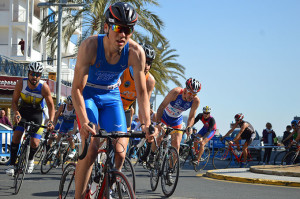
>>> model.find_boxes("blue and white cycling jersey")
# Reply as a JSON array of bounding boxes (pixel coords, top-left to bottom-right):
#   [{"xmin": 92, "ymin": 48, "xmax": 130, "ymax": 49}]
[{"xmin": 82, "ymin": 34, "xmax": 129, "ymax": 133}]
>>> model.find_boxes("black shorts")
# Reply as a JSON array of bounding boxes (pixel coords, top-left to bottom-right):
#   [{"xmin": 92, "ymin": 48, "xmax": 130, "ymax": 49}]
[
  {"xmin": 241, "ymin": 131, "xmax": 256, "ymax": 145},
  {"xmin": 15, "ymin": 107, "xmax": 44, "ymax": 138}
]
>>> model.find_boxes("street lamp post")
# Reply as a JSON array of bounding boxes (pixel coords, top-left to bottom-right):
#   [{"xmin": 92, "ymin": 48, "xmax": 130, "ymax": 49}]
[{"xmin": 38, "ymin": 0, "xmax": 84, "ymax": 107}]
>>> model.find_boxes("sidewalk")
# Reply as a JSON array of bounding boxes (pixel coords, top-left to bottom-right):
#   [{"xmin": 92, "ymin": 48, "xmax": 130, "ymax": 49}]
[{"xmin": 205, "ymin": 164, "xmax": 300, "ymax": 187}]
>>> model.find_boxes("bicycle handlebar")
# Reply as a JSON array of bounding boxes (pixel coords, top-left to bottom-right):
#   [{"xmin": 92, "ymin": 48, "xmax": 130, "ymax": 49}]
[
  {"xmin": 78, "ymin": 126, "xmax": 147, "ymax": 160},
  {"xmin": 18, "ymin": 120, "xmax": 48, "ymax": 129}
]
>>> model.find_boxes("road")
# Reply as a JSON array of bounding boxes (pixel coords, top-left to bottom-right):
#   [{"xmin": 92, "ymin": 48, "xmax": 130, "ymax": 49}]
[{"xmin": 0, "ymin": 161, "xmax": 299, "ymax": 199}]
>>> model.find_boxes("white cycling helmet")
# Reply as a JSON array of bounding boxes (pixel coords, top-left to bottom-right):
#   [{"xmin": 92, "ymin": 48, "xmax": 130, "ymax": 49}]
[{"xmin": 28, "ymin": 62, "xmax": 43, "ymax": 73}]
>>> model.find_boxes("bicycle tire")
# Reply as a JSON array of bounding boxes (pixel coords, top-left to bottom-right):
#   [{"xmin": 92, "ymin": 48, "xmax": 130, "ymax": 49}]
[
  {"xmin": 273, "ymin": 151, "xmax": 287, "ymax": 165},
  {"xmin": 108, "ymin": 170, "xmax": 135, "ymax": 199},
  {"xmin": 212, "ymin": 147, "xmax": 232, "ymax": 169},
  {"xmin": 150, "ymin": 167, "xmax": 160, "ymax": 191},
  {"xmin": 35, "ymin": 143, "xmax": 46, "ymax": 166},
  {"xmin": 14, "ymin": 145, "xmax": 29, "ymax": 195},
  {"xmin": 194, "ymin": 147, "xmax": 210, "ymax": 171},
  {"xmin": 133, "ymin": 146, "xmax": 145, "ymax": 167},
  {"xmin": 58, "ymin": 163, "xmax": 76, "ymax": 199},
  {"xmin": 122, "ymin": 156, "xmax": 136, "ymax": 193},
  {"xmin": 179, "ymin": 145, "xmax": 190, "ymax": 168},
  {"xmin": 281, "ymin": 151, "xmax": 299, "ymax": 165},
  {"xmin": 41, "ymin": 147, "xmax": 56, "ymax": 174},
  {"xmin": 161, "ymin": 146, "xmax": 180, "ymax": 197}
]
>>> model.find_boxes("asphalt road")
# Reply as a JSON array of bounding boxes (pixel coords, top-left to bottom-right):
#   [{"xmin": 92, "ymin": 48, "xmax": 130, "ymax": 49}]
[{"xmin": 0, "ymin": 161, "xmax": 299, "ymax": 199}]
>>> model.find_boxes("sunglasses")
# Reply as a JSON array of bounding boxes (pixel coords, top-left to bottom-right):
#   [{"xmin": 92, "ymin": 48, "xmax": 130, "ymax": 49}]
[
  {"xmin": 111, "ymin": 24, "xmax": 134, "ymax": 35},
  {"xmin": 146, "ymin": 60, "xmax": 152, "ymax": 66},
  {"xmin": 186, "ymin": 89, "xmax": 197, "ymax": 96},
  {"xmin": 30, "ymin": 72, "xmax": 42, "ymax": 77},
  {"xmin": 203, "ymin": 112, "xmax": 210, "ymax": 115}
]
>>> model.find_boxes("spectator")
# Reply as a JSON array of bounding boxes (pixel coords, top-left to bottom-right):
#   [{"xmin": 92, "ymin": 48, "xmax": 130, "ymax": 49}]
[
  {"xmin": 262, "ymin": 122, "xmax": 276, "ymax": 165},
  {"xmin": 18, "ymin": 38, "xmax": 25, "ymax": 55},
  {"xmin": 282, "ymin": 125, "xmax": 293, "ymax": 149},
  {"xmin": 0, "ymin": 108, "xmax": 13, "ymax": 128},
  {"xmin": 131, "ymin": 115, "xmax": 139, "ymax": 130}
]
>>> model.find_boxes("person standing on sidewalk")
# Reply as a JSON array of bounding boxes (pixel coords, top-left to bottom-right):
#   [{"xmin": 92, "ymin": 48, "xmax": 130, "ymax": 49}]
[
  {"xmin": 262, "ymin": 122, "xmax": 276, "ymax": 165},
  {"xmin": 0, "ymin": 108, "xmax": 13, "ymax": 128},
  {"xmin": 282, "ymin": 125, "xmax": 293, "ymax": 149},
  {"xmin": 18, "ymin": 38, "xmax": 25, "ymax": 55}
]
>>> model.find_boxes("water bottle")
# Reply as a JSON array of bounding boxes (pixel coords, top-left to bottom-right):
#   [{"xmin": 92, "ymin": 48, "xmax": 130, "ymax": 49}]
[{"xmin": 90, "ymin": 175, "xmax": 100, "ymax": 199}]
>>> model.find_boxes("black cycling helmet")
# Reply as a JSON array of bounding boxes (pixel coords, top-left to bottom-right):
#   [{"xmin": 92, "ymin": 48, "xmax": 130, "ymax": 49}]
[
  {"xmin": 140, "ymin": 43, "xmax": 156, "ymax": 60},
  {"xmin": 105, "ymin": 2, "xmax": 138, "ymax": 27}
]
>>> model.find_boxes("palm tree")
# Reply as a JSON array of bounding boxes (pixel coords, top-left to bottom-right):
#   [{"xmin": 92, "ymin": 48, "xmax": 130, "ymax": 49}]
[{"xmin": 37, "ymin": 0, "xmax": 166, "ymax": 57}]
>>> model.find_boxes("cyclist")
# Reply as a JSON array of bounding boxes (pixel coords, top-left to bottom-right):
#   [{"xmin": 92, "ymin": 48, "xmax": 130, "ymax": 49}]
[
  {"xmin": 221, "ymin": 113, "xmax": 256, "ymax": 167},
  {"xmin": 71, "ymin": 2, "xmax": 157, "ymax": 198},
  {"xmin": 148, "ymin": 78, "xmax": 201, "ymax": 184},
  {"xmin": 120, "ymin": 43, "xmax": 156, "ymax": 130},
  {"xmin": 191, "ymin": 106, "xmax": 217, "ymax": 165},
  {"xmin": 51, "ymin": 95, "xmax": 77, "ymax": 159},
  {"xmin": 6, "ymin": 62, "xmax": 55, "ymax": 175}
]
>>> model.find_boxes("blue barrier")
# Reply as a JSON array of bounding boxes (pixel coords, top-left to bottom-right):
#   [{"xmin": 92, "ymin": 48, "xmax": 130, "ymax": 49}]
[{"xmin": 0, "ymin": 130, "xmax": 13, "ymax": 157}]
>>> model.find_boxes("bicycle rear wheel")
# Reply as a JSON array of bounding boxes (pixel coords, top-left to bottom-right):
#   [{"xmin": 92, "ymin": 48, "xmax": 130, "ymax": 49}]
[
  {"xmin": 14, "ymin": 145, "xmax": 29, "ymax": 195},
  {"xmin": 41, "ymin": 147, "xmax": 56, "ymax": 174},
  {"xmin": 161, "ymin": 146, "xmax": 180, "ymax": 197},
  {"xmin": 122, "ymin": 156, "xmax": 136, "ymax": 193},
  {"xmin": 58, "ymin": 163, "xmax": 76, "ymax": 199},
  {"xmin": 194, "ymin": 147, "xmax": 210, "ymax": 171},
  {"xmin": 212, "ymin": 147, "xmax": 232, "ymax": 169},
  {"xmin": 179, "ymin": 145, "xmax": 190, "ymax": 168}
]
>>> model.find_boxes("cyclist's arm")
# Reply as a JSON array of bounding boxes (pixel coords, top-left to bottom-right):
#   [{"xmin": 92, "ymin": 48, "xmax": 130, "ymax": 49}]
[
  {"xmin": 186, "ymin": 97, "xmax": 200, "ymax": 136},
  {"xmin": 71, "ymin": 120, "xmax": 78, "ymax": 135},
  {"xmin": 223, "ymin": 122, "xmax": 238, "ymax": 138},
  {"xmin": 156, "ymin": 87, "xmax": 181, "ymax": 123},
  {"xmin": 53, "ymin": 105, "xmax": 64, "ymax": 126},
  {"xmin": 11, "ymin": 79, "xmax": 22, "ymax": 122},
  {"xmin": 282, "ymin": 130, "xmax": 296, "ymax": 143},
  {"xmin": 72, "ymin": 36, "xmax": 97, "ymax": 137},
  {"xmin": 193, "ymin": 113, "xmax": 202, "ymax": 126},
  {"xmin": 295, "ymin": 129, "xmax": 300, "ymax": 143},
  {"xmin": 233, "ymin": 122, "xmax": 248, "ymax": 142},
  {"xmin": 42, "ymin": 83, "xmax": 55, "ymax": 123}
]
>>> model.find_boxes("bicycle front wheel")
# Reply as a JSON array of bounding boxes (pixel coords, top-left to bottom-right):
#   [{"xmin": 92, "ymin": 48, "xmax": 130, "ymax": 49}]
[
  {"xmin": 281, "ymin": 151, "xmax": 299, "ymax": 165},
  {"xmin": 161, "ymin": 146, "xmax": 180, "ymax": 197},
  {"xmin": 212, "ymin": 148, "xmax": 232, "ymax": 169},
  {"xmin": 41, "ymin": 147, "xmax": 56, "ymax": 174},
  {"xmin": 58, "ymin": 163, "xmax": 76, "ymax": 199},
  {"xmin": 273, "ymin": 151, "xmax": 287, "ymax": 165},
  {"xmin": 14, "ymin": 145, "xmax": 29, "ymax": 195},
  {"xmin": 194, "ymin": 147, "xmax": 210, "ymax": 171},
  {"xmin": 122, "ymin": 156, "xmax": 136, "ymax": 193},
  {"xmin": 103, "ymin": 170, "xmax": 135, "ymax": 199}
]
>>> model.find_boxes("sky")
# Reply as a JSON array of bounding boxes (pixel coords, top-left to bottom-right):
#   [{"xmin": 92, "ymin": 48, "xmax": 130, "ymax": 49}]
[{"xmin": 143, "ymin": 0, "xmax": 300, "ymax": 136}]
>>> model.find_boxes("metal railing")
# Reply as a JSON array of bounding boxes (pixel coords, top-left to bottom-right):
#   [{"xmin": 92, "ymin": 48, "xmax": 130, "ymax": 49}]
[{"xmin": 0, "ymin": 130, "xmax": 13, "ymax": 157}]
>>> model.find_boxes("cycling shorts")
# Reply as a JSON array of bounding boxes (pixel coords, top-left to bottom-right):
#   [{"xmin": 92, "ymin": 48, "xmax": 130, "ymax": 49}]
[
  {"xmin": 161, "ymin": 111, "xmax": 183, "ymax": 130},
  {"xmin": 83, "ymin": 86, "xmax": 127, "ymax": 133},
  {"xmin": 15, "ymin": 107, "xmax": 44, "ymax": 139},
  {"xmin": 197, "ymin": 127, "xmax": 216, "ymax": 140},
  {"xmin": 241, "ymin": 131, "xmax": 256, "ymax": 145},
  {"xmin": 59, "ymin": 120, "xmax": 74, "ymax": 134}
]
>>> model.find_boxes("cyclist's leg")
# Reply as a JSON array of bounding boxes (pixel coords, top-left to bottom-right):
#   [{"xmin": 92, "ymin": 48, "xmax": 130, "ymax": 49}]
[
  {"xmin": 242, "ymin": 132, "xmax": 255, "ymax": 162},
  {"xmin": 170, "ymin": 125, "xmax": 184, "ymax": 152},
  {"xmin": 75, "ymin": 98, "xmax": 100, "ymax": 199},
  {"xmin": 98, "ymin": 92, "xmax": 127, "ymax": 171},
  {"xmin": 114, "ymin": 137, "xmax": 129, "ymax": 171},
  {"xmin": 196, "ymin": 129, "xmax": 216, "ymax": 162},
  {"xmin": 28, "ymin": 111, "xmax": 44, "ymax": 162}
]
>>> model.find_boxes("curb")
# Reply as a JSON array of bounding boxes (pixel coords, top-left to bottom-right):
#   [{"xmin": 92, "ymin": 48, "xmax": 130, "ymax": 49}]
[
  {"xmin": 206, "ymin": 170, "xmax": 300, "ymax": 187},
  {"xmin": 250, "ymin": 166, "xmax": 300, "ymax": 177}
]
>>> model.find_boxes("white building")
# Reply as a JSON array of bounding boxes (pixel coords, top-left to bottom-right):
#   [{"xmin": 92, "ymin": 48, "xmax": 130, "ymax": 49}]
[{"xmin": 0, "ymin": 0, "xmax": 81, "ymax": 81}]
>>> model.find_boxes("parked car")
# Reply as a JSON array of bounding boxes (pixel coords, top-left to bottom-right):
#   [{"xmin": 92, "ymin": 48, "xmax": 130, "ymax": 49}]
[{"xmin": 0, "ymin": 123, "xmax": 13, "ymax": 165}]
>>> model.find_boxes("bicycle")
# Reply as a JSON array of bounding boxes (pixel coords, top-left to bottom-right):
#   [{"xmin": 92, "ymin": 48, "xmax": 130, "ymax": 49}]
[
  {"xmin": 149, "ymin": 126, "xmax": 183, "ymax": 197},
  {"xmin": 41, "ymin": 131, "xmax": 78, "ymax": 174},
  {"xmin": 212, "ymin": 138, "xmax": 257, "ymax": 169},
  {"xmin": 179, "ymin": 138, "xmax": 210, "ymax": 171},
  {"xmin": 126, "ymin": 138, "xmax": 147, "ymax": 167},
  {"xmin": 33, "ymin": 130, "xmax": 51, "ymax": 169},
  {"xmin": 281, "ymin": 144, "xmax": 300, "ymax": 165},
  {"xmin": 58, "ymin": 128, "xmax": 146, "ymax": 199},
  {"xmin": 13, "ymin": 120, "xmax": 47, "ymax": 195}
]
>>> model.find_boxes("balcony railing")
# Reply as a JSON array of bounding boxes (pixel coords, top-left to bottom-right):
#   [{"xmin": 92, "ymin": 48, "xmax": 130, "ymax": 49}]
[
  {"xmin": 13, "ymin": 10, "xmax": 26, "ymax": 22},
  {"xmin": 0, "ymin": 55, "xmax": 28, "ymax": 77}
]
